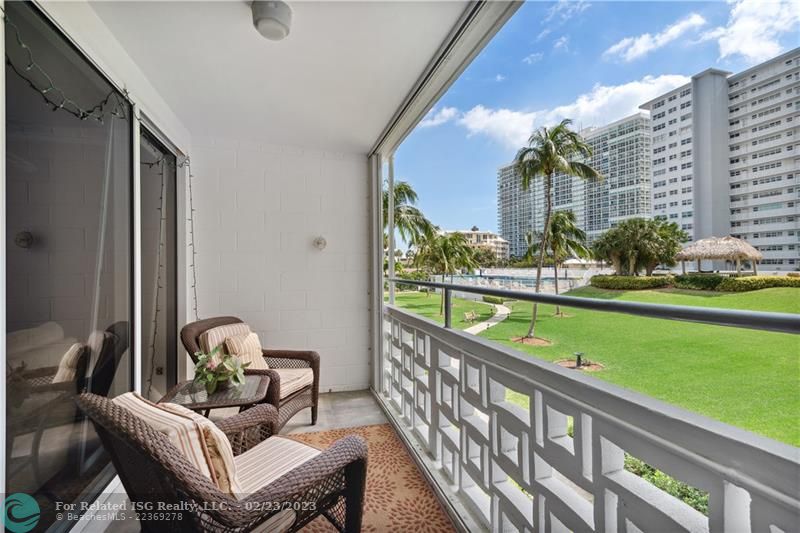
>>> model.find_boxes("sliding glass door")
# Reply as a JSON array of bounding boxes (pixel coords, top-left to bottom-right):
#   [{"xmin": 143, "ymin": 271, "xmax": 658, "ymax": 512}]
[
  {"xmin": 5, "ymin": 2, "xmax": 133, "ymax": 529},
  {"xmin": 140, "ymin": 129, "xmax": 178, "ymax": 400}
]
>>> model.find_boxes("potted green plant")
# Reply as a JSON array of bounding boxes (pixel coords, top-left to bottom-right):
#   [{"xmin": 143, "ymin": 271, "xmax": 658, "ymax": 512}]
[{"xmin": 193, "ymin": 346, "xmax": 250, "ymax": 394}]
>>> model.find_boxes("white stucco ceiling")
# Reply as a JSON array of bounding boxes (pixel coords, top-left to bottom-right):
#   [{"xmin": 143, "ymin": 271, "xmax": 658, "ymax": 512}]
[{"xmin": 90, "ymin": 1, "xmax": 468, "ymax": 153}]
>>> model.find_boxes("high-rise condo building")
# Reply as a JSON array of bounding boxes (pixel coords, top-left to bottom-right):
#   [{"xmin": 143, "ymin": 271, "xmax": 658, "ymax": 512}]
[
  {"xmin": 640, "ymin": 48, "xmax": 800, "ymax": 270},
  {"xmin": 497, "ymin": 163, "xmax": 534, "ymax": 258},
  {"xmin": 496, "ymin": 113, "xmax": 652, "ymax": 255}
]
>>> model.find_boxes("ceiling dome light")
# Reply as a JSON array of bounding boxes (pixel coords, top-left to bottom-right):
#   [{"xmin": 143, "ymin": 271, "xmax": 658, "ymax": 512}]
[{"xmin": 252, "ymin": 1, "xmax": 292, "ymax": 41}]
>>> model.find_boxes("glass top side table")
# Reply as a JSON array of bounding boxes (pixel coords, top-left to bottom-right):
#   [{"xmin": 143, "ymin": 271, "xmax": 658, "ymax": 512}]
[{"xmin": 159, "ymin": 375, "xmax": 270, "ymax": 416}]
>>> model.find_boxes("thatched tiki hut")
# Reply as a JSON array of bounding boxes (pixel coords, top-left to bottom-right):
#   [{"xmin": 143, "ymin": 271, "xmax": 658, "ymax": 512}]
[{"xmin": 675, "ymin": 236, "xmax": 763, "ymax": 274}]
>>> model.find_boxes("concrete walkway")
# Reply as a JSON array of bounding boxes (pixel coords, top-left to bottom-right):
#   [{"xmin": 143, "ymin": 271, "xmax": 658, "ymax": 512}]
[{"xmin": 464, "ymin": 303, "xmax": 511, "ymax": 335}]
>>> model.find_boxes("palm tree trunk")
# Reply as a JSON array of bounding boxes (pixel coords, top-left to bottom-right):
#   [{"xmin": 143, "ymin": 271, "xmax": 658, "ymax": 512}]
[
  {"xmin": 553, "ymin": 261, "xmax": 561, "ymax": 315},
  {"xmin": 526, "ymin": 174, "xmax": 552, "ymax": 338},
  {"xmin": 612, "ymin": 256, "xmax": 622, "ymax": 275}
]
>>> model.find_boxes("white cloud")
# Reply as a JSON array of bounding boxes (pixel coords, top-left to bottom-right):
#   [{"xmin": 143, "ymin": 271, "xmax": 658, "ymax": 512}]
[
  {"xmin": 522, "ymin": 52, "xmax": 544, "ymax": 65},
  {"xmin": 603, "ymin": 13, "xmax": 706, "ymax": 62},
  {"xmin": 700, "ymin": 0, "xmax": 800, "ymax": 64},
  {"xmin": 544, "ymin": 0, "xmax": 591, "ymax": 23},
  {"xmin": 553, "ymin": 35, "xmax": 570, "ymax": 51},
  {"xmin": 495, "ymin": 74, "xmax": 507, "ymax": 82},
  {"xmin": 419, "ymin": 106, "xmax": 458, "ymax": 128},
  {"xmin": 458, "ymin": 106, "xmax": 540, "ymax": 149},
  {"xmin": 456, "ymin": 74, "xmax": 690, "ymax": 148},
  {"xmin": 536, "ymin": 28, "xmax": 552, "ymax": 41}
]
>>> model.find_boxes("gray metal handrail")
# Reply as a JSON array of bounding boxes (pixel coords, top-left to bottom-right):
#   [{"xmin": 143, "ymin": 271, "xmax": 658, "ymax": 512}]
[{"xmin": 387, "ymin": 278, "xmax": 800, "ymax": 334}]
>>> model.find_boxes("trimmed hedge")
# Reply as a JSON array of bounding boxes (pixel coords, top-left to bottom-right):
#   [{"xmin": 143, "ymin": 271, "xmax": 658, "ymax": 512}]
[
  {"xmin": 717, "ymin": 276, "xmax": 800, "ymax": 292},
  {"xmin": 674, "ymin": 274, "xmax": 724, "ymax": 291},
  {"xmin": 482, "ymin": 295, "xmax": 506, "ymax": 305},
  {"xmin": 590, "ymin": 275, "xmax": 672, "ymax": 290}
]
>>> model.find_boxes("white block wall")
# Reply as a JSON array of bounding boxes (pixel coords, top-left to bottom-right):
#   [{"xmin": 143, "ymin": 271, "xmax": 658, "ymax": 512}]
[{"xmin": 190, "ymin": 137, "xmax": 372, "ymax": 392}]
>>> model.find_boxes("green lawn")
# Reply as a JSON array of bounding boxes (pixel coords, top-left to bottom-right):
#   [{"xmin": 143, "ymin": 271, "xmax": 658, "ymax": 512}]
[
  {"xmin": 479, "ymin": 287, "xmax": 800, "ymax": 446},
  {"xmin": 390, "ymin": 291, "xmax": 496, "ymax": 330},
  {"xmin": 393, "ymin": 286, "xmax": 800, "ymax": 446}
]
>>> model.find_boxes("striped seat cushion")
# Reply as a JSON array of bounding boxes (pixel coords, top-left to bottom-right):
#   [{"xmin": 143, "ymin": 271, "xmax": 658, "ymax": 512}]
[
  {"xmin": 199, "ymin": 323, "xmax": 251, "ymax": 354},
  {"xmin": 113, "ymin": 393, "xmax": 216, "ymax": 483},
  {"xmin": 225, "ymin": 332, "xmax": 269, "ymax": 370},
  {"xmin": 276, "ymin": 368, "xmax": 313, "ymax": 399},
  {"xmin": 52, "ymin": 343, "xmax": 86, "ymax": 383},
  {"xmin": 234, "ymin": 436, "xmax": 320, "ymax": 497},
  {"xmin": 157, "ymin": 402, "xmax": 242, "ymax": 496}
]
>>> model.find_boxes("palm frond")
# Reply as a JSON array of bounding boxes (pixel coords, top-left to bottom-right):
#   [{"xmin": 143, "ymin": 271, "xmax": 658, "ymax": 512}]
[{"xmin": 568, "ymin": 161, "xmax": 602, "ymax": 181}]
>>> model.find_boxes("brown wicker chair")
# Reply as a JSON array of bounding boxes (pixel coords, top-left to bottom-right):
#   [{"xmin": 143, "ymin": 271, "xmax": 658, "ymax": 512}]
[
  {"xmin": 75, "ymin": 392, "xmax": 367, "ymax": 532},
  {"xmin": 181, "ymin": 317, "xmax": 320, "ymax": 431}
]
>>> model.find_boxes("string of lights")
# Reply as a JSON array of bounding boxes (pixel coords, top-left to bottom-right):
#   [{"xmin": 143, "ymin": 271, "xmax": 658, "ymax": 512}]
[
  {"xmin": 141, "ymin": 155, "xmax": 167, "ymax": 169},
  {"xmin": 144, "ymin": 156, "xmax": 167, "ymax": 398},
  {"xmin": 2, "ymin": 6, "xmax": 128, "ymax": 122},
  {"xmin": 180, "ymin": 156, "xmax": 201, "ymax": 321}
]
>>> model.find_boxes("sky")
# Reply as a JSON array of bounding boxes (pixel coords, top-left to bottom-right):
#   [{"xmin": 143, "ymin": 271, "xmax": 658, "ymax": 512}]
[{"xmin": 394, "ymin": 0, "xmax": 800, "ymax": 243}]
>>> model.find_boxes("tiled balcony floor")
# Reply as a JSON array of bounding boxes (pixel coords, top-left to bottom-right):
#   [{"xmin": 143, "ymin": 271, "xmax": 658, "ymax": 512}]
[{"xmin": 281, "ymin": 390, "xmax": 388, "ymax": 434}]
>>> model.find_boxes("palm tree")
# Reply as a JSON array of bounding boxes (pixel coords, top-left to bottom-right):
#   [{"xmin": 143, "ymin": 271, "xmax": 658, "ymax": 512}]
[
  {"xmin": 641, "ymin": 220, "xmax": 688, "ymax": 275},
  {"xmin": 592, "ymin": 218, "xmax": 687, "ymax": 275},
  {"xmin": 523, "ymin": 230, "xmax": 540, "ymax": 266},
  {"xmin": 523, "ymin": 212, "xmax": 588, "ymax": 315},
  {"xmin": 548, "ymin": 211, "xmax": 588, "ymax": 315},
  {"xmin": 620, "ymin": 218, "xmax": 651, "ymax": 276},
  {"xmin": 514, "ymin": 119, "xmax": 601, "ymax": 338},
  {"xmin": 592, "ymin": 229, "xmax": 625, "ymax": 275},
  {"xmin": 383, "ymin": 180, "xmax": 433, "ymax": 247},
  {"xmin": 413, "ymin": 232, "xmax": 477, "ymax": 314}
]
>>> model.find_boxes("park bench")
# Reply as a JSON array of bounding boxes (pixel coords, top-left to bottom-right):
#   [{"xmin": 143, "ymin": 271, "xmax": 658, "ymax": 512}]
[{"xmin": 464, "ymin": 310, "xmax": 479, "ymax": 323}]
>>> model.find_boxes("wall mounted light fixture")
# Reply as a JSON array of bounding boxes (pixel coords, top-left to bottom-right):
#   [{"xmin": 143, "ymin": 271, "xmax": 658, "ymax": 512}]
[
  {"xmin": 252, "ymin": 1, "xmax": 292, "ymax": 41},
  {"xmin": 14, "ymin": 231, "xmax": 34, "ymax": 249}
]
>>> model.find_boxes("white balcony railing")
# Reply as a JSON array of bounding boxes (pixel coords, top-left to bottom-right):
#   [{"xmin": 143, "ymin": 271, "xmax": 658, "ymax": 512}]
[{"xmin": 379, "ymin": 289, "xmax": 799, "ymax": 533}]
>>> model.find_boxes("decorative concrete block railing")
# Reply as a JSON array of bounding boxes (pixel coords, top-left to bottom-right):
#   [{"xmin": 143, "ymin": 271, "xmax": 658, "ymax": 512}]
[{"xmin": 380, "ymin": 305, "xmax": 799, "ymax": 533}]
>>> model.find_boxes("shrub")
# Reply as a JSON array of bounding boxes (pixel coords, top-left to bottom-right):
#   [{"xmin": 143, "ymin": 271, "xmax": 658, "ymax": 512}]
[
  {"xmin": 717, "ymin": 275, "xmax": 800, "ymax": 292},
  {"xmin": 567, "ymin": 422, "xmax": 708, "ymax": 514},
  {"xmin": 395, "ymin": 270, "xmax": 430, "ymax": 292},
  {"xmin": 624, "ymin": 456, "xmax": 708, "ymax": 515},
  {"xmin": 787, "ymin": 272, "xmax": 800, "ymax": 278},
  {"xmin": 674, "ymin": 274, "xmax": 724, "ymax": 291},
  {"xmin": 482, "ymin": 295, "xmax": 505, "ymax": 305},
  {"xmin": 590, "ymin": 275, "xmax": 672, "ymax": 290}
]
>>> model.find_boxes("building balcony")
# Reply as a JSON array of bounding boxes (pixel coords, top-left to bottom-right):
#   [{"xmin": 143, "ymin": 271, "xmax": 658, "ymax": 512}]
[
  {"xmin": 3, "ymin": 2, "xmax": 800, "ymax": 532},
  {"xmin": 739, "ymin": 136, "xmax": 797, "ymax": 156},
  {"xmin": 730, "ymin": 206, "xmax": 797, "ymax": 222},
  {"xmin": 733, "ymin": 220, "xmax": 799, "ymax": 233},
  {"xmin": 747, "ymin": 234, "xmax": 799, "ymax": 246},
  {"xmin": 730, "ymin": 176, "xmax": 798, "ymax": 195},
  {"xmin": 753, "ymin": 193, "xmax": 798, "ymax": 207}
]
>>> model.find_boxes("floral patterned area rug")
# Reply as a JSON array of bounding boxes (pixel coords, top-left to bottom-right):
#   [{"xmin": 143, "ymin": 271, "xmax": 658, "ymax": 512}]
[{"xmin": 288, "ymin": 423, "xmax": 455, "ymax": 532}]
